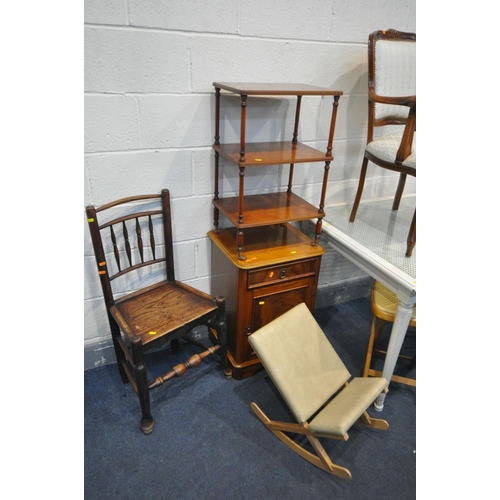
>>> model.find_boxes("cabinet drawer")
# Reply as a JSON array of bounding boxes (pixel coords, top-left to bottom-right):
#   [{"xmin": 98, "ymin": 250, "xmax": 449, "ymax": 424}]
[{"xmin": 247, "ymin": 259, "xmax": 317, "ymax": 288}]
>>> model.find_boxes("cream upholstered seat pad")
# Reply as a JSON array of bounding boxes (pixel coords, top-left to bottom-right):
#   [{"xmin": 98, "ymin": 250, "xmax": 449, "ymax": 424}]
[
  {"xmin": 309, "ymin": 377, "xmax": 388, "ymax": 436},
  {"xmin": 402, "ymin": 152, "xmax": 416, "ymax": 168},
  {"xmin": 366, "ymin": 131, "xmax": 416, "ymax": 168},
  {"xmin": 248, "ymin": 303, "xmax": 351, "ymax": 424}
]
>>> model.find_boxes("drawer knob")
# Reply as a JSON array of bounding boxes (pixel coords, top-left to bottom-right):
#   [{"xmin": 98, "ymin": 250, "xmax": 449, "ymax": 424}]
[
  {"xmin": 246, "ymin": 326, "xmax": 252, "ymax": 336},
  {"xmin": 280, "ymin": 268, "xmax": 287, "ymax": 279}
]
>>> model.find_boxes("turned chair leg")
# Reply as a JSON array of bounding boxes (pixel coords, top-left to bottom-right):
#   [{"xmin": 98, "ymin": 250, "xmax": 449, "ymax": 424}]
[
  {"xmin": 409, "ymin": 356, "xmax": 416, "ymax": 370},
  {"xmin": 363, "ymin": 317, "xmax": 385, "ymax": 377},
  {"xmin": 350, "ymin": 156, "xmax": 369, "ymax": 222},
  {"xmin": 215, "ymin": 296, "xmax": 232, "ymax": 378},
  {"xmin": 170, "ymin": 338, "xmax": 180, "ymax": 354},
  {"xmin": 109, "ymin": 320, "xmax": 129, "ymax": 384},
  {"xmin": 392, "ymin": 173, "xmax": 407, "ymax": 211},
  {"xmin": 406, "ymin": 210, "xmax": 416, "ymax": 257},
  {"xmin": 131, "ymin": 338, "xmax": 154, "ymax": 435}
]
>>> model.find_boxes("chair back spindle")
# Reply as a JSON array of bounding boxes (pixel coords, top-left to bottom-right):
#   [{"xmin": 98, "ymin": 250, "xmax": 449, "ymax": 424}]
[
  {"xmin": 149, "ymin": 215, "xmax": 156, "ymax": 260},
  {"xmin": 86, "ymin": 192, "xmax": 171, "ymax": 308},
  {"xmin": 109, "ymin": 225, "xmax": 121, "ymax": 272}
]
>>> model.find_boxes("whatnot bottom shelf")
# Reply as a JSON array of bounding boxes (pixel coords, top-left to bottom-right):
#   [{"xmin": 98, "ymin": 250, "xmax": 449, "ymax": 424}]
[
  {"xmin": 213, "ymin": 192, "xmax": 322, "ymax": 227},
  {"xmin": 213, "ymin": 192, "xmax": 324, "ymax": 259}
]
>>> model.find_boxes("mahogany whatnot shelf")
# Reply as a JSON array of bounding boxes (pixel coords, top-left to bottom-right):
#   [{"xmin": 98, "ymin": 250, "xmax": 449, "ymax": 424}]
[
  {"xmin": 213, "ymin": 141, "xmax": 333, "ymax": 167},
  {"xmin": 213, "ymin": 192, "xmax": 320, "ymax": 229},
  {"xmin": 213, "ymin": 82, "xmax": 343, "ymax": 96},
  {"xmin": 212, "ymin": 82, "xmax": 343, "ymax": 260}
]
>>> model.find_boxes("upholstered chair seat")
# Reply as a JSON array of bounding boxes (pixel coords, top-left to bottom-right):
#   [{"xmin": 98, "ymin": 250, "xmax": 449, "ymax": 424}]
[{"xmin": 366, "ymin": 132, "xmax": 416, "ymax": 168}]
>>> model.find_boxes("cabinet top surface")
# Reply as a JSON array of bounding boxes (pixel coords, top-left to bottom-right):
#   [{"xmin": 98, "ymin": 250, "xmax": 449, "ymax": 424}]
[
  {"xmin": 208, "ymin": 224, "xmax": 325, "ymax": 269},
  {"xmin": 213, "ymin": 82, "xmax": 343, "ymax": 96}
]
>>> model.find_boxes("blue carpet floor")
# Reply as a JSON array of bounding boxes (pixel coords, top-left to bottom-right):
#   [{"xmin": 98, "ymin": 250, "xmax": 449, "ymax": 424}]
[{"xmin": 84, "ymin": 297, "xmax": 416, "ymax": 499}]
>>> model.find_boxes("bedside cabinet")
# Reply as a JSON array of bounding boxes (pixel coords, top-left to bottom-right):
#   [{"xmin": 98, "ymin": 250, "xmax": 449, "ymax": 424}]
[{"xmin": 208, "ymin": 223, "xmax": 325, "ymax": 379}]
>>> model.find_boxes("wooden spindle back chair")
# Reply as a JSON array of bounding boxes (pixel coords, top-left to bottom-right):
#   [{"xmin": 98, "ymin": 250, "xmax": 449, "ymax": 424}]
[{"xmin": 86, "ymin": 189, "xmax": 229, "ymax": 434}]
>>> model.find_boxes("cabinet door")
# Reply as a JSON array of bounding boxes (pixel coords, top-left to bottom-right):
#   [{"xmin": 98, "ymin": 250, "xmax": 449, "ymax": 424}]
[{"xmin": 245, "ymin": 276, "xmax": 315, "ymax": 360}]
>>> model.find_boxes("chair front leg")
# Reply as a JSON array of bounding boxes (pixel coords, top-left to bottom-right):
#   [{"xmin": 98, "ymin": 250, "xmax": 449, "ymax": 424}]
[
  {"xmin": 406, "ymin": 210, "xmax": 416, "ymax": 257},
  {"xmin": 392, "ymin": 173, "xmax": 407, "ymax": 210},
  {"xmin": 350, "ymin": 156, "xmax": 369, "ymax": 222},
  {"xmin": 108, "ymin": 314, "xmax": 129, "ymax": 384},
  {"xmin": 131, "ymin": 337, "xmax": 154, "ymax": 435},
  {"xmin": 216, "ymin": 296, "xmax": 231, "ymax": 378},
  {"xmin": 363, "ymin": 316, "xmax": 378, "ymax": 378}
]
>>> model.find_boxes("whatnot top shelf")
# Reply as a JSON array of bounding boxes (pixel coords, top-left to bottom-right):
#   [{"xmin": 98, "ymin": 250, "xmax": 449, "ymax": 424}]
[{"xmin": 214, "ymin": 82, "xmax": 343, "ymax": 97}]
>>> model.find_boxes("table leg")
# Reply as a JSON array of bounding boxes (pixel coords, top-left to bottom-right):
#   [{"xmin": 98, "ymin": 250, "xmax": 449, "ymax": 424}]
[{"xmin": 374, "ymin": 297, "xmax": 415, "ymax": 411}]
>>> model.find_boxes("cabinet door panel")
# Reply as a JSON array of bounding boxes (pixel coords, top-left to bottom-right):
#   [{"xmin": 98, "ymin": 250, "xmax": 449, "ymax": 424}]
[{"xmin": 245, "ymin": 278, "xmax": 314, "ymax": 360}]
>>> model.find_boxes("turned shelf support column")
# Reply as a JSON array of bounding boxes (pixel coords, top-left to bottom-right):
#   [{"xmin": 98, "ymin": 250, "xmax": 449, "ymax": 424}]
[
  {"xmin": 288, "ymin": 95, "xmax": 302, "ymax": 193},
  {"xmin": 213, "ymin": 87, "xmax": 221, "ymax": 231},
  {"xmin": 236, "ymin": 94, "xmax": 248, "ymax": 260}
]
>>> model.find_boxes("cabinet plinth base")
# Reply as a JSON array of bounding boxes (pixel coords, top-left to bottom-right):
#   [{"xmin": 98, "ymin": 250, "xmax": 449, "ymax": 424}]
[{"xmin": 227, "ymin": 351, "xmax": 263, "ymax": 380}]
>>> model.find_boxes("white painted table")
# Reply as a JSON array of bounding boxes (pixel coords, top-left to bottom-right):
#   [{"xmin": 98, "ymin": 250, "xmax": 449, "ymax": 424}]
[{"xmin": 322, "ymin": 196, "xmax": 416, "ymax": 410}]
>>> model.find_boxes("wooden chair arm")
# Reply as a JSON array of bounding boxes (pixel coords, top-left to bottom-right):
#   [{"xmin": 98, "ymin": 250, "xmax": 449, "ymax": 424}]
[
  {"xmin": 395, "ymin": 105, "xmax": 416, "ymax": 164},
  {"xmin": 368, "ymin": 87, "xmax": 416, "ymax": 108}
]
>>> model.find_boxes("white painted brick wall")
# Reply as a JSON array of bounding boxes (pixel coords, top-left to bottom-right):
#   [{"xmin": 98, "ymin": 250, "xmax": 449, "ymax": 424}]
[{"xmin": 84, "ymin": 0, "xmax": 416, "ymax": 368}]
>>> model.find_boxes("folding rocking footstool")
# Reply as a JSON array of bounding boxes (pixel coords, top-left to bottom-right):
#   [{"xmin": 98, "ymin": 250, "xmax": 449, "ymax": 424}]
[{"xmin": 248, "ymin": 302, "xmax": 389, "ymax": 479}]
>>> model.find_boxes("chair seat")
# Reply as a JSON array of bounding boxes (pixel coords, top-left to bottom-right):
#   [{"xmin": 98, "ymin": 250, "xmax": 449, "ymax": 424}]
[
  {"xmin": 309, "ymin": 377, "xmax": 388, "ymax": 436},
  {"xmin": 365, "ymin": 132, "xmax": 416, "ymax": 167},
  {"xmin": 112, "ymin": 281, "xmax": 218, "ymax": 345},
  {"xmin": 372, "ymin": 281, "xmax": 416, "ymax": 325},
  {"xmin": 402, "ymin": 152, "xmax": 416, "ymax": 168},
  {"xmin": 364, "ymin": 281, "xmax": 416, "ymax": 387}
]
